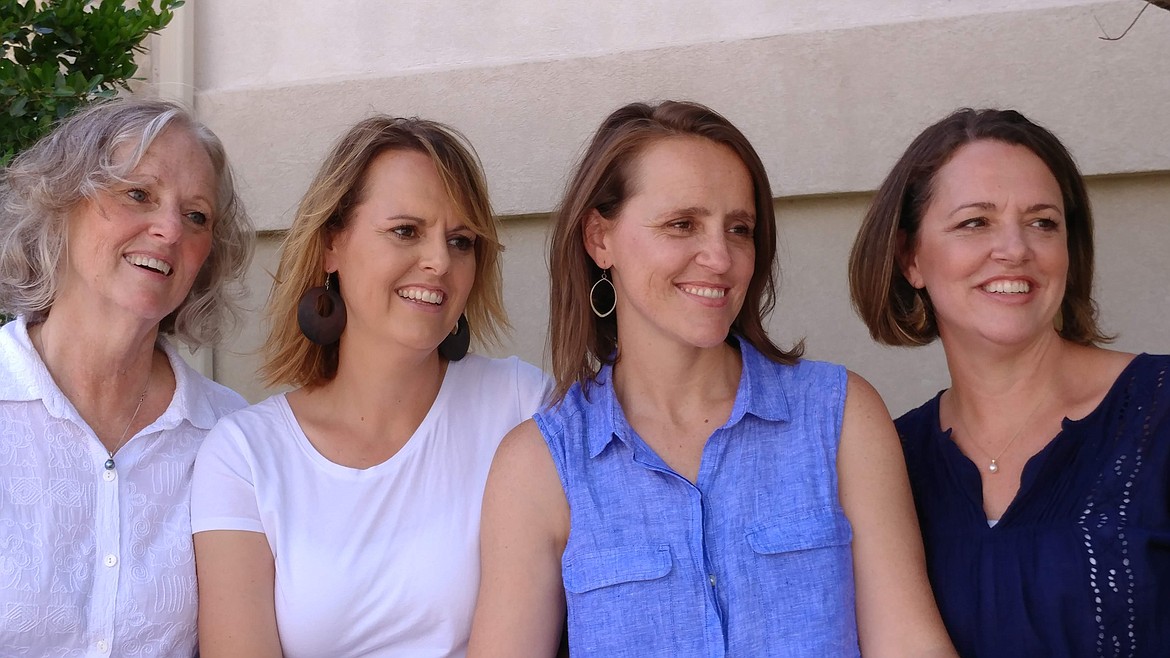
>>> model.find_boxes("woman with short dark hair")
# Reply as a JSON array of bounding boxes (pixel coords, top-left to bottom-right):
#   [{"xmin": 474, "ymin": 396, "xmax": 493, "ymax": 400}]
[{"xmin": 848, "ymin": 108, "xmax": 1170, "ymax": 657}]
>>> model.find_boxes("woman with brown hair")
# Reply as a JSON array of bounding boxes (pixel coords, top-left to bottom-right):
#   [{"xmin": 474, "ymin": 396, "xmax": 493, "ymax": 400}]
[
  {"xmin": 467, "ymin": 100, "xmax": 956, "ymax": 657},
  {"xmin": 191, "ymin": 116, "xmax": 549, "ymax": 657},
  {"xmin": 848, "ymin": 108, "xmax": 1170, "ymax": 657}
]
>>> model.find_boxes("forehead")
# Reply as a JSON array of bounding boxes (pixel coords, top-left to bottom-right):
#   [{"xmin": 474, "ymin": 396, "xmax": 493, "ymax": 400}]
[
  {"xmin": 931, "ymin": 140, "xmax": 1062, "ymax": 207},
  {"xmin": 629, "ymin": 136, "xmax": 753, "ymax": 198},
  {"xmin": 116, "ymin": 126, "xmax": 215, "ymax": 186}
]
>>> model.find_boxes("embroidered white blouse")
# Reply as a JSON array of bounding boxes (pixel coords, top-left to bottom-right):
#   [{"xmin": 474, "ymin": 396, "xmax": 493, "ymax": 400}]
[{"xmin": 0, "ymin": 317, "xmax": 246, "ymax": 657}]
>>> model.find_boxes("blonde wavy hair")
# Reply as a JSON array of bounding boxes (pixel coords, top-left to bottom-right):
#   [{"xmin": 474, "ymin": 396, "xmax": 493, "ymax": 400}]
[{"xmin": 261, "ymin": 116, "xmax": 508, "ymax": 389}]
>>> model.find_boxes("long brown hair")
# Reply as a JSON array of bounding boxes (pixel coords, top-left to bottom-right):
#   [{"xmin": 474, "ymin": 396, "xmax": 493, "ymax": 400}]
[
  {"xmin": 548, "ymin": 100, "xmax": 802, "ymax": 403},
  {"xmin": 261, "ymin": 116, "xmax": 507, "ymax": 388},
  {"xmin": 848, "ymin": 108, "xmax": 1109, "ymax": 347}
]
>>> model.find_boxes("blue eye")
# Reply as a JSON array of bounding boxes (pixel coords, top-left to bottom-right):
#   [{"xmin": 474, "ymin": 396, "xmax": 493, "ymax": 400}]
[
  {"xmin": 186, "ymin": 211, "xmax": 209, "ymax": 227},
  {"xmin": 127, "ymin": 188, "xmax": 148, "ymax": 202}
]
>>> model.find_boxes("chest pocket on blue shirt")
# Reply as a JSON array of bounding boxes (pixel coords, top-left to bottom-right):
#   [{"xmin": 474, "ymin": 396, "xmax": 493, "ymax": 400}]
[
  {"xmin": 563, "ymin": 544, "xmax": 672, "ymax": 593},
  {"xmin": 744, "ymin": 506, "xmax": 856, "ymax": 619},
  {"xmin": 562, "ymin": 544, "xmax": 681, "ymax": 646},
  {"xmin": 746, "ymin": 505, "xmax": 852, "ymax": 554}
]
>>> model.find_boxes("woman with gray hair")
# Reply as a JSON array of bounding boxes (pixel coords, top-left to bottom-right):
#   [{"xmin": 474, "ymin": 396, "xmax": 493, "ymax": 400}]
[{"xmin": 0, "ymin": 97, "xmax": 253, "ymax": 656}]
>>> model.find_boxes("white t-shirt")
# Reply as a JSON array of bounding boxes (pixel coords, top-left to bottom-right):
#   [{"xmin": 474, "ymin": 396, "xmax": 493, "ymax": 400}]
[
  {"xmin": 0, "ymin": 316, "xmax": 247, "ymax": 658},
  {"xmin": 191, "ymin": 354, "xmax": 550, "ymax": 658}
]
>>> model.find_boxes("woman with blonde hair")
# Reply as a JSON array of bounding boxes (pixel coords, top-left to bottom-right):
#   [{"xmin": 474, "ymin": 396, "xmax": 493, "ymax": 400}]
[
  {"xmin": 192, "ymin": 116, "xmax": 549, "ymax": 657},
  {"xmin": 0, "ymin": 97, "xmax": 253, "ymax": 656}
]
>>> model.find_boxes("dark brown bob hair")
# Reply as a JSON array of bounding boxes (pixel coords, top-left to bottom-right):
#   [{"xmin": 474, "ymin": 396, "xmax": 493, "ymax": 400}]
[
  {"xmin": 848, "ymin": 107, "xmax": 1110, "ymax": 347},
  {"xmin": 548, "ymin": 100, "xmax": 802, "ymax": 402}
]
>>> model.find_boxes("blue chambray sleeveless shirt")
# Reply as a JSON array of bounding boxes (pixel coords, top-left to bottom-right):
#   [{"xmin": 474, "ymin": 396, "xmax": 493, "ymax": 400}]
[{"xmin": 534, "ymin": 339, "xmax": 860, "ymax": 657}]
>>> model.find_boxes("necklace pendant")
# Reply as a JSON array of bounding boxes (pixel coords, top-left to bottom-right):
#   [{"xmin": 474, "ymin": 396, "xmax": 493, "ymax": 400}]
[
  {"xmin": 104, "ymin": 458, "xmax": 115, "ymax": 471},
  {"xmin": 988, "ymin": 460, "xmax": 999, "ymax": 474}
]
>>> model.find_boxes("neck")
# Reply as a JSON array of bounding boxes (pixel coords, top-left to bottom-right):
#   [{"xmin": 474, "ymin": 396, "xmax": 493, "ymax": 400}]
[
  {"xmin": 315, "ymin": 338, "xmax": 448, "ymax": 431},
  {"xmin": 939, "ymin": 329, "xmax": 1067, "ymax": 424},
  {"xmin": 31, "ymin": 305, "xmax": 160, "ymax": 405},
  {"xmin": 611, "ymin": 335, "xmax": 741, "ymax": 421}
]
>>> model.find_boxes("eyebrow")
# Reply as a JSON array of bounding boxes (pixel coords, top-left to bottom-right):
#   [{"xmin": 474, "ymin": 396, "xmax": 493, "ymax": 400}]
[
  {"xmin": 385, "ymin": 214, "xmax": 472, "ymax": 232},
  {"xmin": 658, "ymin": 206, "xmax": 756, "ymax": 222},
  {"xmin": 948, "ymin": 201, "xmax": 1062, "ymax": 217}
]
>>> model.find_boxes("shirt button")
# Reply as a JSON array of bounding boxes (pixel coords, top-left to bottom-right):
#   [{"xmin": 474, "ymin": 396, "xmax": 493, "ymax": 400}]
[
  {"xmin": 102, "ymin": 470, "xmax": 116, "ymax": 482},
  {"xmin": 96, "ymin": 639, "xmax": 110, "ymax": 653},
  {"xmin": 709, "ymin": 574, "xmax": 717, "ymax": 587},
  {"xmin": 103, "ymin": 554, "xmax": 118, "ymax": 568}
]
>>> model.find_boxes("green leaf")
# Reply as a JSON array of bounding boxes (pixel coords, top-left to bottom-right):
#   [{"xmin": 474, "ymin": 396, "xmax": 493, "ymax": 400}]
[{"xmin": 8, "ymin": 95, "xmax": 28, "ymax": 117}]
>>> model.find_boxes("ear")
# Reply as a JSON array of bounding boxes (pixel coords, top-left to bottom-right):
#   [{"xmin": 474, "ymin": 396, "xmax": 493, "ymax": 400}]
[
  {"xmin": 896, "ymin": 229, "xmax": 925, "ymax": 290},
  {"xmin": 582, "ymin": 209, "xmax": 614, "ymax": 270},
  {"xmin": 322, "ymin": 226, "xmax": 346, "ymax": 275}
]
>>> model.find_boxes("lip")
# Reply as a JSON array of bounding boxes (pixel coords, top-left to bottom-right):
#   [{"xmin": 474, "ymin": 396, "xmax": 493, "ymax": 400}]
[
  {"xmin": 123, "ymin": 252, "xmax": 174, "ymax": 277},
  {"xmin": 396, "ymin": 285, "xmax": 447, "ymax": 310},
  {"xmin": 677, "ymin": 282, "xmax": 731, "ymax": 307},
  {"xmin": 975, "ymin": 276, "xmax": 1036, "ymax": 301}
]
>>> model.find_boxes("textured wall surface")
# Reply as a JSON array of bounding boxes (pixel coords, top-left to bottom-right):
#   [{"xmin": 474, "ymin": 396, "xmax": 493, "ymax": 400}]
[{"xmin": 185, "ymin": 1, "xmax": 1170, "ymax": 414}]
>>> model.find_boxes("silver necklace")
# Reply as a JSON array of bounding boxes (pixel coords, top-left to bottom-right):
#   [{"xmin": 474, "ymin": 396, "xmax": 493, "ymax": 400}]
[
  {"xmin": 953, "ymin": 397, "xmax": 1045, "ymax": 474},
  {"xmin": 104, "ymin": 373, "xmax": 151, "ymax": 471}
]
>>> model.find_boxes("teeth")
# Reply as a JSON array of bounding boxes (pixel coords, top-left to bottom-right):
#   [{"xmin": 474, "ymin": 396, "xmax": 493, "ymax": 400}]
[
  {"xmin": 398, "ymin": 288, "xmax": 444, "ymax": 305},
  {"xmin": 680, "ymin": 285, "xmax": 726, "ymax": 299},
  {"xmin": 126, "ymin": 255, "xmax": 172, "ymax": 275},
  {"xmin": 984, "ymin": 280, "xmax": 1030, "ymax": 294}
]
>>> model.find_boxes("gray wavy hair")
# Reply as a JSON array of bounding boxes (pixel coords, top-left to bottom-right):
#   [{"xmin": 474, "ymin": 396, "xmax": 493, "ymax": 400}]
[{"xmin": 0, "ymin": 97, "xmax": 254, "ymax": 347}]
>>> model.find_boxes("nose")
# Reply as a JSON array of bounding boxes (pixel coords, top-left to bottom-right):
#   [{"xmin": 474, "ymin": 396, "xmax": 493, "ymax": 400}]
[
  {"xmin": 694, "ymin": 231, "xmax": 732, "ymax": 273},
  {"xmin": 990, "ymin": 222, "xmax": 1029, "ymax": 264},
  {"xmin": 418, "ymin": 232, "xmax": 451, "ymax": 275},
  {"xmin": 149, "ymin": 205, "xmax": 184, "ymax": 244}
]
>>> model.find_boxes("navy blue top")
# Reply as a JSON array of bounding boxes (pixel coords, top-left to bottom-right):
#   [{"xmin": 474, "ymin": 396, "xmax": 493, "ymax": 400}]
[{"xmin": 896, "ymin": 353, "xmax": 1170, "ymax": 658}]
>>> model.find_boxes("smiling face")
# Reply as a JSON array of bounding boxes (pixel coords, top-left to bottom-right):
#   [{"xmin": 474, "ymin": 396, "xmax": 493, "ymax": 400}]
[
  {"xmin": 904, "ymin": 139, "xmax": 1069, "ymax": 348},
  {"xmin": 324, "ymin": 149, "xmax": 476, "ymax": 357},
  {"xmin": 586, "ymin": 136, "xmax": 756, "ymax": 352},
  {"xmin": 58, "ymin": 125, "xmax": 217, "ymax": 326}
]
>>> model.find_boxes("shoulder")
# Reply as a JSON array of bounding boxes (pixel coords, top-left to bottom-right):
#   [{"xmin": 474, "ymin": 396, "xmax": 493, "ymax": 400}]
[
  {"xmin": 199, "ymin": 395, "xmax": 290, "ymax": 457},
  {"xmin": 493, "ymin": 418, "xmax": 551, "ymax": 469},
  {"xmin": 212, "ymin": 394, "xmax": 289, "ymax": 435},
  {"xmin": 0, "ymin": 317, "xmax": 41, "ymax": 400},
  {"xmin": 893, "ymin": 392, "xmax": 943, "ymax": 451},
  {"xmin": 162, "ymin": 339, "xmax": 247, "ymax": 423},
  {"xmin": 450, "ymin": 353, "xmax": 553, "ymax": 411},
  {"xmin": 742, "ymin": 346, "xmax": 847, "ymax": 399},
  {"xmin": 769, "ymin": 355, "xmax": 847, "ymax": 392}
]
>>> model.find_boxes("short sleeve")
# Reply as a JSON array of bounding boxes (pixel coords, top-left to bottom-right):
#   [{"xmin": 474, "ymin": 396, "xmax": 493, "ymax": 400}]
[
  {"xmin": 512, "ymin": 357, "xmax": 554, "ymax": 418},
  {"xmin": 191, "ymin": 417, "xmax": 265, "ymax": 534}
]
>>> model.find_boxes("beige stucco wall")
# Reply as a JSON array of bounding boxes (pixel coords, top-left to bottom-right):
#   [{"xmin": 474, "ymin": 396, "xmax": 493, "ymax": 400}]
[{"xmin": 181, "ymin": 0, "xmax": 1170, "ymax": 414}]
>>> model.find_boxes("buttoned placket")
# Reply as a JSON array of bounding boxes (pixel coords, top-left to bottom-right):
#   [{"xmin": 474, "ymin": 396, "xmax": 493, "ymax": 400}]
[
  {"xmin": 87, "ymin": 425, "xmax": 121, "ymax": 658},
  {"xmin": 626, "ymin": 433, "xmax": 729, "ymax": 658}
]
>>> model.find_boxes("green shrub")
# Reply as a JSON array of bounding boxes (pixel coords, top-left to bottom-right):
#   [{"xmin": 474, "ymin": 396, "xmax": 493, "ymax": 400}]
[{"xmin": 0, "ymin": 0, "xmax": 184, "ymax": 166}]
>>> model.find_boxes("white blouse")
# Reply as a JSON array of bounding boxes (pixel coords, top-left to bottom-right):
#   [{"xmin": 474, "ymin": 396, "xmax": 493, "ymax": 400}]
[{"xmin": 0, "ymin": 317, "xmax": 245, "ymax": 657}]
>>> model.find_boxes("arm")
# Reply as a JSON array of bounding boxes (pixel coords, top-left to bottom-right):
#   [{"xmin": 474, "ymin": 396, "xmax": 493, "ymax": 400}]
[
  {"xmin": 467, "ymin": 419, "xmax": 569, "ymax": 658},
  {"xmin": 195, "ymin": 530, "xmax": 282, "ymax": 658},
  {"xmin": 190, "ymin": 421, "xmax": 282, "ymax": 658},
  {"xmin": 837, "ymin": 371, "xmax": 957, "ymax": 658}
]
